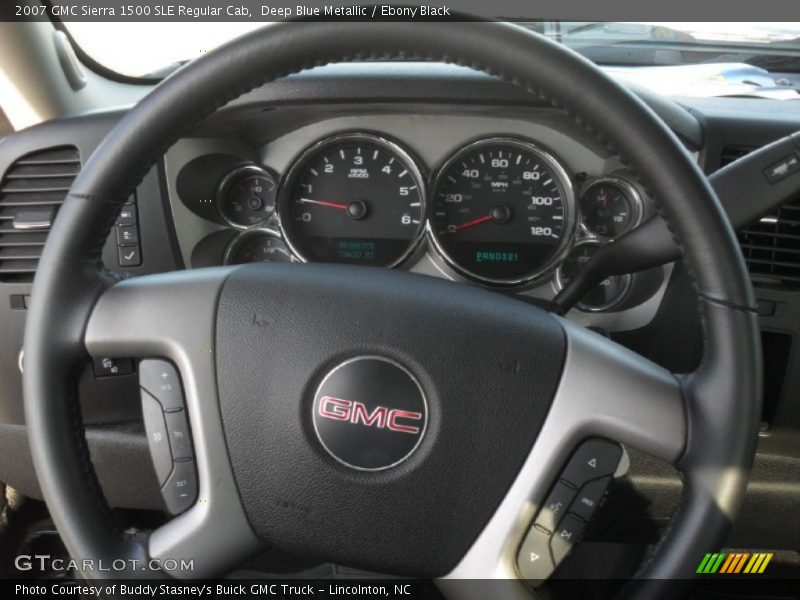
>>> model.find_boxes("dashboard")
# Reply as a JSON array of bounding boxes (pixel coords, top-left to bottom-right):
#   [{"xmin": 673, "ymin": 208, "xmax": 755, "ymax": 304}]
[{"xmin": 166, "ymin": 109, "xmax": 667, "ymax": 330}]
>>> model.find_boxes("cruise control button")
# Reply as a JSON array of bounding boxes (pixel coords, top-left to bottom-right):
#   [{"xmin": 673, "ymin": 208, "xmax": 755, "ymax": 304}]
[
  {"xmin": 165, "ymin": 410, "xmax": 193, "ymax": 460},
  {"xmin": 517, "ymin": 525, "xmax": 555, "ymax": 584},
  {"xmin": 161, "ymin": 458, "xmax": 197, "ymax": 515},
  {"xmin": 551, "ymin": 514, "xmax": 586, "ymax": 564},
  {"xmin": 141, "ymin": 390, "xmax": 173, "ymax": 486},
  {"xmin": 561, "ymin": 439, "xmax": 622, "ymax": 488},
  {"xmin": 569, "ymin": 477, "xmax": 610, "ymax": 522},
  {"xmin": 534, "ymin": 481, "xmax": 576, "ymax": 533},
  {"xmin": 139, "ymin": 359, "xmax": 184, "ymax": 411}
]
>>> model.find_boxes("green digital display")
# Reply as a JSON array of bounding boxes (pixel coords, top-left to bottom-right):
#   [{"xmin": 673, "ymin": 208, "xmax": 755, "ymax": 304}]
[
  {"xmin": 338, "ymin": 240, "xmax": 376, "ymax": 261},
  {"xmin": 475, "ymin": 251, "xmax": 520, "ymax": 264}
]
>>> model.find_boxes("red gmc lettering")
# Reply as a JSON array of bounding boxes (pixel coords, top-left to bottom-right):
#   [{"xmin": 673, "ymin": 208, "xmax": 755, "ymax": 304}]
[
  {"xmin": 351, "ymin": 402, "xmax": 388, "ymax": 428},
  {"xmin": 387, "ymin": 410, "xmax": 422, "ymax": 434},
  {"xmin": 319, "ymin": 396, "xmax": 350, "ymax": 420},
  {"xmin": 319, "ymin": 396, "xmax": 422, "ymax": 434}
]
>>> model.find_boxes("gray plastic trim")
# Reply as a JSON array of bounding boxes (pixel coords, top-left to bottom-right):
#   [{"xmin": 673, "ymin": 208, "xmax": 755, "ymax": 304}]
[
  {"xmin": 52, "ymin": 31, "xmax": 87, "ymax": 91},
  {"xmin": 84, "ymin": 267, "xmax": 261, "ymax": 578},
  {"xmin": 440, "ymin": 318, "xmax": 685, "ymax": 592}
]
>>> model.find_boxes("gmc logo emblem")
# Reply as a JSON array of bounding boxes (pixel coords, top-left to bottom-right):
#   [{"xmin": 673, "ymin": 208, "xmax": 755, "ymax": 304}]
[{"xmin": 318, "ymin": 396, "xmax": 423, "ymax": 435}]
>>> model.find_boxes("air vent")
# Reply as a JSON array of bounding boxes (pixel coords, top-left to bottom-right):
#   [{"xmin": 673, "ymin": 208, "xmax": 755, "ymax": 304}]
[
  {"xmin": 739, "ymin": 198, "xmax": 800, "ymax": 286},
  {"xmin": 717, "ymin": 144, "xmax": 800, "ymax": 287},
  {"xmin": 720, "ymin": 145, "xmax": 756, "ymax": 167},
  {"xmin": 0, "ymin": 146, "xmax": 80, "ymax": 283}
]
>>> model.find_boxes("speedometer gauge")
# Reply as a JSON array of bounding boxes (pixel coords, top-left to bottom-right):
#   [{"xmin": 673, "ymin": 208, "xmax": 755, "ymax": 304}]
[
  {"xmin": 279, "ymin": 133, "xmax": 426, "ymax": 268},
  {"xmin": 429, "ymin": 138, "xmax": 576, "ymax": 286}
]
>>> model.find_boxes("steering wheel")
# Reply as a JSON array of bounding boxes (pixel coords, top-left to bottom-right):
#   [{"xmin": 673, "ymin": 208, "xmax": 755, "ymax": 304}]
[{"xmin": 23, "ymin": 21, "xmax": 761, "ymax": 599}]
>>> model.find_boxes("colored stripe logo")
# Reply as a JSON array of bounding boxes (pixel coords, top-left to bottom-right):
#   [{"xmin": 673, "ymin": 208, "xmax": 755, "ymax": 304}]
[{"xmin": 697, "ymin": 552, "xmax": 773, "ymax": 574}]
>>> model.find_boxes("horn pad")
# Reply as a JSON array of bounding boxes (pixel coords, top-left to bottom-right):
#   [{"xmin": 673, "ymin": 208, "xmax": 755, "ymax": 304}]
[{"xmin": 215, "ymin": 263, "xmax": 565, "ymax": 576}]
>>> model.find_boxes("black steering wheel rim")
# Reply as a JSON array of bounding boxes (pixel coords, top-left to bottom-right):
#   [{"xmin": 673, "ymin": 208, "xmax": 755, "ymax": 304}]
[{"xmin": 23, "ymin": 20, "xmax": 761, "ymax": 597}]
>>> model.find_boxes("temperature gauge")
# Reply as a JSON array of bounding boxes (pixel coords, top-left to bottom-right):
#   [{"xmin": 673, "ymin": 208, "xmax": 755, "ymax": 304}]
[{"xmin": 579, "ymin": 178, "xmax": 642, "ymax": 238}]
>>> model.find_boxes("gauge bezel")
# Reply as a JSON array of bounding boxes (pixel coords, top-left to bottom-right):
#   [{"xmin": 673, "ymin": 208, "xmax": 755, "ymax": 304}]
[
  {"xmin": 427, "ymin": 136, "xmax": 577, "ymax": 288},
  {"xmin": 578, "ymin": 176, "xmax": 644, "ymax": 240},
  {"xmin": 223, "ymin": 227, "xmax": 296, "ymax": 266},
  {"xmin": 553, "ymin": 238, "xmax": 632, "ymax": 312},
  {"xmin": 216, "ymin": 164, "xmax": 279, "ymax": 230},
  {"xmin": 276, "ymin": 131, "xmax": 428, "ymax": 269}
]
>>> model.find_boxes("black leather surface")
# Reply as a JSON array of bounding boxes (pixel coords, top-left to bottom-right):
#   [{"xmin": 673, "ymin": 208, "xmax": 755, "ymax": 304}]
[
  {"xmin": 0, "ymin": 422, "xmax": 163, "ymax": 510},
  {"xmin": 22, "ymin": 21, "xmax": 760, "ymax": 591},
  {"xmin": 623, "ymin": 300, "xmax": 761, "ymax": 599},
  {"xmin": 218, "ymin": 62, "xmax": 703, "ymax": 150},
  {"xmin": 216, "ymin": 263, "xmax": 565, "ymax": 577}
]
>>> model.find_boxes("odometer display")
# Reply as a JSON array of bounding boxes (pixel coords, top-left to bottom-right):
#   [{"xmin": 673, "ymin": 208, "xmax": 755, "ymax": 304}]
[
  {"xmin": 430, "ymin": 138, "xmax": 575, "ymax": 285},
  {"xmin": 280, "ymin": 133, "xmax": 426, "ymax": 267}
]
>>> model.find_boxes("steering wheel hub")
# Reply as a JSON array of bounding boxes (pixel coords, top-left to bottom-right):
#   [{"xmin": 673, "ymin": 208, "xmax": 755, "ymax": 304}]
[{"xmin": 214, "ymin": 263, "xmax": 564, "ymax": 575}]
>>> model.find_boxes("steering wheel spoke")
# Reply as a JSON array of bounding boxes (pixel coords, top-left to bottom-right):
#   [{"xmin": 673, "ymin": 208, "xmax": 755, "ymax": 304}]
[
  {"xmin": 85, "ymin": 268, "xmax": 262, "ymax": 577},
  {"xmin": 441, "ymin": 319, "xmax": 685, "ymax": 591}
]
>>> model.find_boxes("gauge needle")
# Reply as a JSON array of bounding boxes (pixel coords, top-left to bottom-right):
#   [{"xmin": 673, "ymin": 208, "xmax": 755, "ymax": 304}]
[
  {"xmin": 450, "ymin": 214, "xmax": 493, "ymax": 232},
  {"xmin": 299, "ymin": 198, "xmax": 348, "ymax": 210}
]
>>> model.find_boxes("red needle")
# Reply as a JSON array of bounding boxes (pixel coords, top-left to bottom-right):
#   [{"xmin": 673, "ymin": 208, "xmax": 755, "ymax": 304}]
[
  {"xmin": 300, "ymin": 198, "xmax": 348, "ymax": 210},
  {"xmin": 450, "ymin": 214, "xmax": 493, "ymax": 232}
]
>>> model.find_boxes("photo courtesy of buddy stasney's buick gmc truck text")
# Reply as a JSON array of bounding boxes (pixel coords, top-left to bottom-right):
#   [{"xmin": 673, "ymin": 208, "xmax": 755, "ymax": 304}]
[
  {"xmin": 0, "ymin": 5, "xmax": 799, "ymax": 600},
  {"xmin": 16, "ymin": 583, "xmax": 404, "ymax": 596}
]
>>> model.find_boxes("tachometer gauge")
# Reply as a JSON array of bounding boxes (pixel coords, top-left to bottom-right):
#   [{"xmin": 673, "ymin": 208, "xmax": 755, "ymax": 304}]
[
  {"xmin": 279, "ymin": 133, "xmax": 426, "ymax": 267},
  {"xmin": 579, "ymin": 178, "xmax": 642, "ymax": 238},
  {"xmin": 224, "ymin": 229, "xmax": 298, "ymax": 265},
  {"xmin": 429, "ymin": 138, "xmax": 576, "ymax": 286},
  {"xmin": 555, "ymin": 240, "xmax": 631, "ymax": 312},
  {"xmin": 217, "ymin": 165, "xmax": 278, "ymax": 229}
]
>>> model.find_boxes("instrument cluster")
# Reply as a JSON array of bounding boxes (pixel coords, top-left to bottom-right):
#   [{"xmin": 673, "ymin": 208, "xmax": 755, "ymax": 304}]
[{"xmin": 181, "ymin": 131, "xmax": 648, "ymax": 312}]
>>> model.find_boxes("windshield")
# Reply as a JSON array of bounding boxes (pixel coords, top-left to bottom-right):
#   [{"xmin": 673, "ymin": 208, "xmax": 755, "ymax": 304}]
[{"xmin": 65, "ymin": 21, "xmax": 800, "ymax": 97}]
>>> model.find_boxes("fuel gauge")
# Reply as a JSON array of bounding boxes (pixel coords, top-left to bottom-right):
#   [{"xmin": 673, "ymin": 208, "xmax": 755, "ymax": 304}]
[
  {"xmin": 224, "ymin": 229, "xmax": 298, "ymax": 265},
  {"xmin": 555, "ymin": 240, "xmax": 631, "ymax": 312}
]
